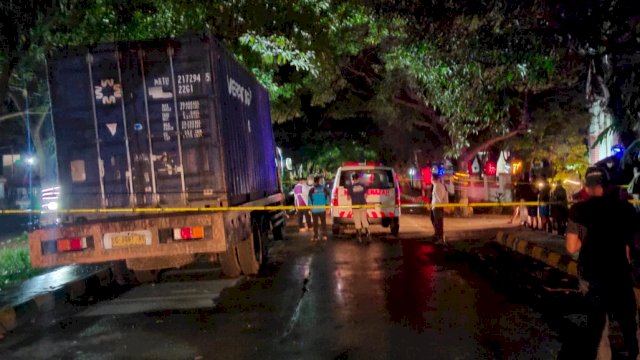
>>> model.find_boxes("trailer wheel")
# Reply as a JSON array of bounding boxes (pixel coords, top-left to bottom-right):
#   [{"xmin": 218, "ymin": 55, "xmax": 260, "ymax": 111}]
[
  {"xmin": 219, "ymin": 245, "xmax": 242, "ymax": 278},
  {"xmin": 272, "ymin": 224, "xmax": 285, "ymax": 241},
  {"xmin": 133, "ymin": 270, "xmax": 160, "ymax": 283},
  {"xmin": 237, "ymin": 220, "xmax": 267, "ymax": 275}
]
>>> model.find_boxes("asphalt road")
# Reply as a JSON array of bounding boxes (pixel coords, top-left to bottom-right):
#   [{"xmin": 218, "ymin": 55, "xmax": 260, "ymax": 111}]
[{"xmin": 0, "ymin": 214, "xmax": 598, "ymax": 359}]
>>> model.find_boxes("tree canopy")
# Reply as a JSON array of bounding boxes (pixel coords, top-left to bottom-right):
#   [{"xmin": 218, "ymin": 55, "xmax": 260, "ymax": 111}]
[{"xmin": 1, "ymin": 0, "xmax": 639, "ymax": 177}]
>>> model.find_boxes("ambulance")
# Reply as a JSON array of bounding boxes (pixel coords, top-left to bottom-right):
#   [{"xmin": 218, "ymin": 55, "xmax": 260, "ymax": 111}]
[{"xmin": 330, "ymin": 162, "xmax": 401, "ymax": 235}]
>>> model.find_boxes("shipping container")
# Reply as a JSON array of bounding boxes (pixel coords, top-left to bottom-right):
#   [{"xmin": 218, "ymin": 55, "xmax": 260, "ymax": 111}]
[
  {"xmin": 30, "ymin": 35, "xmax": 285, "ymax": 278},
  {"xmin": 47, "ymin": 35, "xmax": 279, "ymax": 212}
]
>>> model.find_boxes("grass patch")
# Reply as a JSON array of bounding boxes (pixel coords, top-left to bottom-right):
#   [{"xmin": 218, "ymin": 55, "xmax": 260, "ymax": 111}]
[{"xmin": 0, "ymin": 234, "xmax": 42, "ymax": 290}]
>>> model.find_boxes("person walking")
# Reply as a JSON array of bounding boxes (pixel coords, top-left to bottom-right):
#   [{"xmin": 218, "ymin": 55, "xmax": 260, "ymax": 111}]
[
  {"xmin": 550, "ymin": 181, "xmax": 569, "ymax": 236},
  {"xmin": 348, "ymin": 173, "xmax": 370, "ymax": 244},
  {"xmin": 293, "ymin": 177, "xmax": 312, "ymax": 232},
  {"xmin": 308, "ymin": 176, "xmax": 329, "ymax": 242},
  {"xmin": 565, "ymin": 167, "xmax": 639, "ymax": 359},
  {"xmin": 431, "ymin": 172, "xmax": 448, "ymax": 243}
]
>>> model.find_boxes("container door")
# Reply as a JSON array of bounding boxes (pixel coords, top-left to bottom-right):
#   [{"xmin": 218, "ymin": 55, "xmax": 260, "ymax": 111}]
[
  {"xmin": 88, "ymin": 48, "xmax": 131, "ymax": 208},
  {"xmin": 170, "ymin": 38, "xmax": 223, "ymax": 203}
]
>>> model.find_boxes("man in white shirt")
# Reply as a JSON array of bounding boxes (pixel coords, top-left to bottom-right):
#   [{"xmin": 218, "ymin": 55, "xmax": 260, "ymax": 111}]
[{"xmin": 431, "ymin": 173, "xmax": 449, "ymax": 242}]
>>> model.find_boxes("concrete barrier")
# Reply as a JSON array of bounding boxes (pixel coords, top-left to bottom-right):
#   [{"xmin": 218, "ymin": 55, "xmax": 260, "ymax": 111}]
[
  {"xmin": 494, "ymin": 231, "xmax": 639, "ymax": 308},
  {"xmin": 0, "ymin": 267, "xmax": 114, "ymax": 336}
]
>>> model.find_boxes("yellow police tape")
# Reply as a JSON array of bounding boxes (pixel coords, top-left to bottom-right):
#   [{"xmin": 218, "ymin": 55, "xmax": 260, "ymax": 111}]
[{"xmin": 1, "ymin": 200, "xmax": 638, "ymax": 214}]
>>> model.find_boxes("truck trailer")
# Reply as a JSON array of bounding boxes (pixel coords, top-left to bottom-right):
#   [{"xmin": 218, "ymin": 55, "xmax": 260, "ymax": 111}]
[{"xmin": 29, "ymin": 34, "xmax": 285, "ymax": 281}]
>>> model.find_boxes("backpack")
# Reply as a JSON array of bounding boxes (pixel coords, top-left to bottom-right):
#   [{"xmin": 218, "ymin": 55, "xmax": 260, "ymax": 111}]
[{"xmin": 309, "ymin": 186, "xmax": 328, "ymax": 214}]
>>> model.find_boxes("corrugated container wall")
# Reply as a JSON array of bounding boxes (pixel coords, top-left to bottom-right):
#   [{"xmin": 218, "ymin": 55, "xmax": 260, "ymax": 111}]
[{"xmin": 48, "ymin": 35, "xmax": 279, "ymax": 210}]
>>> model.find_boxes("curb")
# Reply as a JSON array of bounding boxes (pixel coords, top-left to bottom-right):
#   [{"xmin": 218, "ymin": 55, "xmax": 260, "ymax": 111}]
[
  {"xmin": 493, "ymin": 231, "xmax": 640, "ymax": 308},
  {"xmin": 494, "ymin": 231, "xmax": 578, "ymax": 276},
  {"xmin": 0, "ymin": 266, "xmax": 114, "ymax": 336}
]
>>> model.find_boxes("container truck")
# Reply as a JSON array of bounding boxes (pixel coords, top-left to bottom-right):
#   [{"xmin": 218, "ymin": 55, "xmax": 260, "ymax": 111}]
[{"xmin": 29, "ymin": 34, "xmax": 285, "ymax": 281}]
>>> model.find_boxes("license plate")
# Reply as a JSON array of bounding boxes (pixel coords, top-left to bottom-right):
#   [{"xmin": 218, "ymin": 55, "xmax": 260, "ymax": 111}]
[
  {"xmin": 103, "ymin": 230, "xmax": 152, "ymax": 249},
  {"xmin": 112, "ymin": 234, "xmax": 146, "ymax": 248}
]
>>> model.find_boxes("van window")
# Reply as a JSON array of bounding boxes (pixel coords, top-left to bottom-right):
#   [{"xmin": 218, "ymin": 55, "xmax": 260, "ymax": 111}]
[{"xmin": 339, "ymin": 169, "xmax": 394, "ymax": 189}]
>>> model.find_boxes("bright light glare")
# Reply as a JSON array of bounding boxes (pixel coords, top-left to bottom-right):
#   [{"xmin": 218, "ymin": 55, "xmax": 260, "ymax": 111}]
[
  {"xmin": 26, "ymin": 156, "xmax": 36, "ymax": 165},
  {"xmin": 45, "ymin": 202, "xmax": 59, "ymax": 210},
  {"xmin": 563, "ymin": 179, "xmax": 581, "ymax": 186}
]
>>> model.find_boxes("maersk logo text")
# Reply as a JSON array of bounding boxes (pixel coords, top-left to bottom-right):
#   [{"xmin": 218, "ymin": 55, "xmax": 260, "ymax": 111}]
[{"xmin": 227, "ymin": 76, "xmax": 252, "ymax": 106}]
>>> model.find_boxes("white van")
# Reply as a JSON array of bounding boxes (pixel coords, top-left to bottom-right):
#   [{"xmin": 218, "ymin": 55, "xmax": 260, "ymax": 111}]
[{"xmin": 330, "ymin": 162, "xmax": 401, "ymax": 235}]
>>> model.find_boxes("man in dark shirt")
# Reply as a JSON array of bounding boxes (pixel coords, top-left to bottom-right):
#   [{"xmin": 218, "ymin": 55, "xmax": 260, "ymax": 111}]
[
  {"xmin": 348, "ymin": 173, "xmax": 370, "ymax": 243},
  {"xmin": 566, "ymin": 167, "xmax": 639, "ymax": 359}
]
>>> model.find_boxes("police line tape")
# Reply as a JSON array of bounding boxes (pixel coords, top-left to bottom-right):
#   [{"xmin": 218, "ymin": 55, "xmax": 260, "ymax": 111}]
[{"xmin": 1, "ymin": 200, "xmax": 638, "ymax": 215}]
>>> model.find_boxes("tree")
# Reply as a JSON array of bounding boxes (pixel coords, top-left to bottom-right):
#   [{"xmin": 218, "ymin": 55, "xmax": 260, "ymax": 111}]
[{"xmin": 505, "ymin": 87, "xmax": 591, "ymax": 181}]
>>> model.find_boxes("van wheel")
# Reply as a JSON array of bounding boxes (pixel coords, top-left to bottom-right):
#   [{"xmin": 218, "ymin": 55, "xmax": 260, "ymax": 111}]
[
  {"xmin": 332, "ymin": 222, "xmax": 341, "ymax": 235},
  {"xmin": 219, "ymin": 245, "xmax": 242, "ymax": 277},
  {"xmin": 390, "ymin": 218, "xmax": 400, "ymax": 236},
  {"xmin": 237, "ymin": 220, "xmax": 267, "ymax": 275}
]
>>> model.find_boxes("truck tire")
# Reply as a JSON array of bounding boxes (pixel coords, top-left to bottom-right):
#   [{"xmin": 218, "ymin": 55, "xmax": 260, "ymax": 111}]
[
  {"xmin": 219, "ymin": 245, "xmax": 242, "ymax": 278},
  {"xmin": 272, "ymin": 224, "xmax": 285, "ymax": 241},
  {"xmin": 390, "ymin": 218, "xmax": 400, "ymax": 236},
  {"xmin": 237, "ymin": 220, "xmax": 268, "ymax": 275}
]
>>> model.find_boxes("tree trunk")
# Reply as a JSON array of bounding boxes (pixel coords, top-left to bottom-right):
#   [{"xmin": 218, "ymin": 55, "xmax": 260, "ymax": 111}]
[{"xmin": 31, "ymin": 111, "xmax": 49, "ymax": 182}]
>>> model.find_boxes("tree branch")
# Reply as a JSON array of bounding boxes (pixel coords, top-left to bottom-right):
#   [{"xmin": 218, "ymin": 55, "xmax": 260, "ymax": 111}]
[
  {"xmin": 459, "ymin": 128, "xmax": 524, "ymax": 165},
  {"xmin": 392, "ymin": 93, "xmax": 451, "ymax": 145}
]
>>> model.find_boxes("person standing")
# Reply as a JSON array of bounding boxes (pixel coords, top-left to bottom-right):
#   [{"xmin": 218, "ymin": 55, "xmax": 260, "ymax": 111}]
[
  {"xmin": 348, "ymin": 173, "xmax": 370, "ymax": 244},
  {"xmin": 308, "ymin": 176, "xmax": 329, "ymax": 242},
  {"xmin": 293, "ymin": 177, "xmax": 311, "ymax": 232},
  {"xmin": 539, "ymin": 180, "xmax": 551, "ymax": 232},
  {"xmin": 550, "ymin": 181, "xmax": 569, "ymax": 236},
  {"xmin": 565, "ymin": 167, "xmax": 639, "ymax": 359},
  {"xmin": 431, "ymin": 173, "xmax": 448, "ymax": 242}
]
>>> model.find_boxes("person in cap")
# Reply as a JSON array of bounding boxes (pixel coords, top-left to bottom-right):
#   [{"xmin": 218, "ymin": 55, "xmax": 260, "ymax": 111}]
[{"xmin": 565, "ymin": 166, "xmax": 639, "ymax": 359}]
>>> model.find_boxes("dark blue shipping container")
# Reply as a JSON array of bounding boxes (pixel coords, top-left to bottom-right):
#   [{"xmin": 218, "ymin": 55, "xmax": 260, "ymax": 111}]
[{"xmin": 47, "ymin": 35, "xmax": 279, "ymax": 209}]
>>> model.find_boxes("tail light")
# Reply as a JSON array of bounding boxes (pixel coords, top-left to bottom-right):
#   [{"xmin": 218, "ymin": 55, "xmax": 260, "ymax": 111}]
[
  {"xmin": 332, "ymin": 187, "xmax": 339, "ymax": 206},
  {"xmin": 173, "ymin": 226, "xmax": 205, "ymax": 240},
  {"xmin": 41, "ymin": 236, "xmax": 93, "ymax": 255}
]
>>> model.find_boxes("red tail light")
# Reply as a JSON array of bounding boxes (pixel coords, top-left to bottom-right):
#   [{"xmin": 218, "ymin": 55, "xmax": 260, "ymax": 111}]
[
  {"xmin": 173, "ymin": 226, "xmax": 205, "ymax": 240},
  {"xmin": 57, "ymin": 237, "xmax": 88, "ymax": 252},
  {"xmin": 395, "ymin": 187, "xmax": 401, "ymax": 206},
  {"xmin": 332, "ymin": 187, "xmax": 339, "ymax": 206}
]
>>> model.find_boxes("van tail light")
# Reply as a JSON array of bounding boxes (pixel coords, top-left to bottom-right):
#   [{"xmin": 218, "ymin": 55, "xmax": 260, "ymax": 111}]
[
  {"xmin": 395, "ymin": 186, "xmax": 401, "ymax": 206},
  {"xmin": 332, "ymin": 187, "xmax": 339, "ymax": 206}
]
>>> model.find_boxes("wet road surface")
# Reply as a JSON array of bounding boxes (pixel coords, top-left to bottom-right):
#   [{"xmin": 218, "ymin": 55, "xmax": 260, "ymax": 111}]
[{"xmin": 0, "ymin": 215, "xmax": 578, "ymax": 359}]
